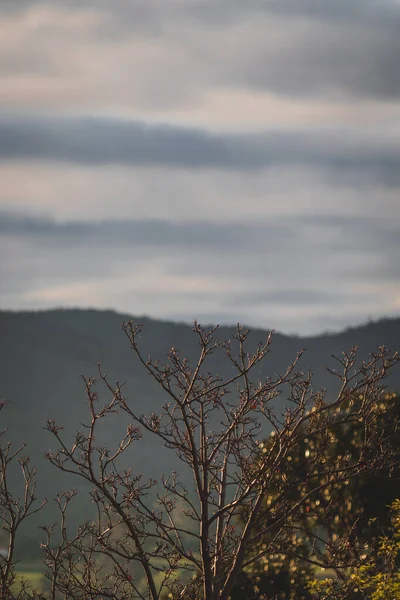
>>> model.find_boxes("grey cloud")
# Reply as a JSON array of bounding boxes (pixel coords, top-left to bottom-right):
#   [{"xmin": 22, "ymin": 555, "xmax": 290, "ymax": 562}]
[
  {"xmin": 165, "ymin": 211, "xmax": 400, "ymax": 285},
  {"xmin": 85, "ymin": 0, "xmax": 400, "ymax": 101},
  {"xmin": 1, "ymin": 208, "xmax": 399, "ymax": 335},
  {"xmin": 3, "ymin": 0, "xmax": 399, "ymax": 24},
  {"xmin": 304, "ymin": 214, "xmax": 400, "ymax": 244},
  {"xmin": 0, "ymin": 211, "xmax": 293, "ymax": 252},
  {"xmin": 2, "ymin": 114, "xmax": 400, "ymax": 185},
  {"xmin": 2, "ymin": 1, "xmax": 400, "ymax": 101},
  {"xmin": 4, "ymin": 209, "xmax": 397, "ymax": 286},
  {"xmin": 227, "ymin": 289, "xmax": 357, "ymax": 308},
  {"xmin": 258, "ymin": 0, "xmax": 400, "ymax": 23},
  {"xmin": 1, "ymin": 1, "xmax": 399, "ymax": 335},
  {"xmin": 0, "ymin": 115, "xmax": 244, "ymax": 169},
  {"xmin": 231, "ymin": 25, "xmax": 400, "ymax": 100},
  {"xmin": 0, "ymin": 207, "xmax": 394, "ymax": 259},
  {"xmin": 2, "ymin": 208, "xmax": 398, "ymax": 256}
]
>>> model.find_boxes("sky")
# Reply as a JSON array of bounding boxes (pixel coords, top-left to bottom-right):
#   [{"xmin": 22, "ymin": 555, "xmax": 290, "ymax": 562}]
[{"xmin": 1, "ymin": 0, "xmax": 400, "ymax": 335}]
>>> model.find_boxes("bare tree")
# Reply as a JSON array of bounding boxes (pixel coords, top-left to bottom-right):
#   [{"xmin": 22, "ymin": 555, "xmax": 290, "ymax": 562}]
[
  {"xmin": 0, "ymin": 402, "xmax": 46, "ymax": 600},
  {"xmin": 39, "ymin": 322, "xmax": 400, "ymax": 600}
]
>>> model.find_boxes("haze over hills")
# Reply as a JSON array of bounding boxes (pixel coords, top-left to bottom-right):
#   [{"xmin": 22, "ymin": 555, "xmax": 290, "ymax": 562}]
[{"xmin": 1, "ymin": 309, "xmax": 400, "ymax": 544}]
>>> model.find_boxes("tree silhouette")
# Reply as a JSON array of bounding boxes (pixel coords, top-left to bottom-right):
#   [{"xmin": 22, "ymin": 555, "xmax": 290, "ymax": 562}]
[{"xmin": 0, "ymin": 322, "xmax": 399, "ymax": 600}]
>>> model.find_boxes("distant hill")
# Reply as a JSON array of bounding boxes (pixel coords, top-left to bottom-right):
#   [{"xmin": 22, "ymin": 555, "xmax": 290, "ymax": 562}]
[{"xmin": 1, "ymin": 309, "xmax": 400, "ymax": 544}]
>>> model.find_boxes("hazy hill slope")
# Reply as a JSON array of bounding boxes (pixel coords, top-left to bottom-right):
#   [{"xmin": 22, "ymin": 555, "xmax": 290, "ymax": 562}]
[
  {"xmin": 1, "ymin": 308, "xmax": 400, "ymax": 448},
  {"xmin": 0, "ymin": 309, "xmax": 399, "ymax": 532}
]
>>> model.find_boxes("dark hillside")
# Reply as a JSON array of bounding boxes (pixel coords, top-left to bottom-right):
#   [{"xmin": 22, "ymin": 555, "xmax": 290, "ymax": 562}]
[{"xmin": 0, "ymin": 309, "xmax": 399, "ymax": 538}]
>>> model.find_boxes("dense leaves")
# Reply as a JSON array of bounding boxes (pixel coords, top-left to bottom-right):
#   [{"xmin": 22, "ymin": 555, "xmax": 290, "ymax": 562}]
[
  {"xmin": 244, "ymin": 391, "xmax": 400, "ymax": 598},
  {"xmin": 309, "ymin": 499, "xmax": 400, "ymax": 599}
]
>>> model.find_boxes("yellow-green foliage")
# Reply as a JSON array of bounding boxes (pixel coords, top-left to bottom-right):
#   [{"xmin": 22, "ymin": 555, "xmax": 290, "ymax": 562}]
[
  {"xmin": 309, "ymin": 499, "xmax": 400, "ymax": 599},
  {"xmin": 11, "ymin": 569, "xmax": 46, "ymax": 595}
]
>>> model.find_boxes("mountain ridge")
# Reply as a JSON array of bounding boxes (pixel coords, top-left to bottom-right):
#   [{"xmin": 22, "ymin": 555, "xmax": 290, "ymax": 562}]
[
  {"xmin": 1, "ymin": 308, "xmax": 399, "ymax": 537},
  {"xmin": 2, "ymin": 306, "xmax": 398, "ymax": 340}
]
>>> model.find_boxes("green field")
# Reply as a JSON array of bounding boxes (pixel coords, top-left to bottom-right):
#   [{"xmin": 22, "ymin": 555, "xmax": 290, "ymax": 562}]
[{"xmin": 12, "ymin": 563, "xmax": 46, "ymax": 594}]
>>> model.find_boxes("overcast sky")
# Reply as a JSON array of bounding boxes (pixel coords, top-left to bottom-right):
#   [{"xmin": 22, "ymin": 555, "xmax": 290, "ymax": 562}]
[{"xmin": 1, "ymin": 0, "xmax": 400, "ymax": 335}]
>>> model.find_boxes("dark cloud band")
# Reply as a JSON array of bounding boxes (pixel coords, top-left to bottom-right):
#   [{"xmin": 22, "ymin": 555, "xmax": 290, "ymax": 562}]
[
  {"xmin": 0, "ymin": 210, "xmax": 297, "ymax": 252},
  {"xmin": 1, "ymin": 114, "xmax": 400, "ymax": 185}
]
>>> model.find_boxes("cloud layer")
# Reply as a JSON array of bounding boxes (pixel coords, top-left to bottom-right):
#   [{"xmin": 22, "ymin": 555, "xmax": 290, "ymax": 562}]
[
  {"xmin": 1, "ymin": 0, "xmax": 399, "ymax": 334},
  {"xmin": 2, "ymin": 206, "xmax": 399, "ymax": 334},
  {"xmin": 1, "ymin": 114, "xmax": 400, "ymax": 183}
]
